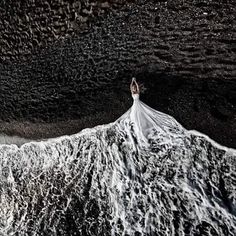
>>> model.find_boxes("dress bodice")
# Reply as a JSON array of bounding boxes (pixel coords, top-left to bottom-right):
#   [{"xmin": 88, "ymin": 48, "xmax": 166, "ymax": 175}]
[{"xmin": 132, "ymin": 93, "xmax": 140, "ymax": 100}]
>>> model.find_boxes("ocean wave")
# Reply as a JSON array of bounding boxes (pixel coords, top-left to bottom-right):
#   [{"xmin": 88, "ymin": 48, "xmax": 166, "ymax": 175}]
[{"xmin": 0, "ymin": 105, "xmax": 235, "ymax": 235}]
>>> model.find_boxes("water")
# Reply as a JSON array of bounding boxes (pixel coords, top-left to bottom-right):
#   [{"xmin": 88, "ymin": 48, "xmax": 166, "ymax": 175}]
[
  {"xmin": 0, "ymin": 134, "xmax": 30, "ymax": 147},
  {"xmin": 0, "ymin": 108, "xmax": 235, "ymax": 235}
]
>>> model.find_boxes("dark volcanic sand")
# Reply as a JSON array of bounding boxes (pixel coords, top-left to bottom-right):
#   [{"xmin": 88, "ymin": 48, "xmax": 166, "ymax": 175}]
[{"xmin": 0, "ymin": 0, "xmax": 235, "ymax": 148}]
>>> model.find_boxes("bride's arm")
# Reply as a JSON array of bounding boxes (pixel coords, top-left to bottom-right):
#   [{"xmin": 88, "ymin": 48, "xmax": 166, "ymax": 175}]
[{"xmin": 130, "ymin": 81, "xmax": 133, "ymax": 93}]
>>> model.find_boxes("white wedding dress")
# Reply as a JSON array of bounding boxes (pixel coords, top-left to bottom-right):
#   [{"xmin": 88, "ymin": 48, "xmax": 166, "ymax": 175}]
[{"xmin": 118, "ymin": 93, "xmax": 184, "ymax": 146}]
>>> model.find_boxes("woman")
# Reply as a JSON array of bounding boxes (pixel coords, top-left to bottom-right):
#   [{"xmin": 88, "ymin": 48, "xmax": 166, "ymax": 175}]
[{"xmin": 128, "ymin": 78, "xmax": 183, "ymax": 146}]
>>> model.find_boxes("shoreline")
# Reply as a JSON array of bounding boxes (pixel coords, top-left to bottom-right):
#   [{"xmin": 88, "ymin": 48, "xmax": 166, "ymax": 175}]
[
  {"xmin": 1, "ymin": 121, "xmax": 236, "ymax": 153},
  {"xmin": 0, "ymin": 110, "xmax": 124, "ymax": 143}
]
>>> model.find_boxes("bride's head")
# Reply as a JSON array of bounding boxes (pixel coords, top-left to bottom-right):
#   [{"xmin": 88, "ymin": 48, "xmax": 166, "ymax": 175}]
[{"xmin": 131, "ymin": 85, "xmax": 138, "ymax": 94}]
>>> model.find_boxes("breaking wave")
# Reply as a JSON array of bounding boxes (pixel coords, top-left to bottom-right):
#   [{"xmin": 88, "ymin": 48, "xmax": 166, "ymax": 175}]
[{"xmin": 0, "ymin": 102, "xmax": 236, "ymax": 235}]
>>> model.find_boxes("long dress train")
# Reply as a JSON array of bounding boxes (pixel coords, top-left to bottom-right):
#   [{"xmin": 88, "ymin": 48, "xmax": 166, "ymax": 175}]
[{"xmin": 117, "ymin": 93, "xmax": 184, "ymax": 147}]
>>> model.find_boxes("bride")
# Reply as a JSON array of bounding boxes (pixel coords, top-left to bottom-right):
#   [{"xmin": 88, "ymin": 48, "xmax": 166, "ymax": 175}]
[{"xmin": 126, "ymin": 77, "xmax": 184, "ymax": 145}]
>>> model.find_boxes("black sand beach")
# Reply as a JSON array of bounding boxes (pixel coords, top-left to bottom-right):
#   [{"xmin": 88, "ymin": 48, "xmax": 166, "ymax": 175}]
[{"xmin": 0, "ymin": 0, "xmax": 235, "ymax": 147}]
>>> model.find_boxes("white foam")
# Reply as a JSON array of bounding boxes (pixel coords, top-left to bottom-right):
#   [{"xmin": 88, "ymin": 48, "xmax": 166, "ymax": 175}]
[{"xmin": 0, "ymin": 99, "xmax": 235, "ymax": 235}]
